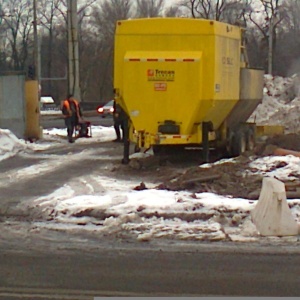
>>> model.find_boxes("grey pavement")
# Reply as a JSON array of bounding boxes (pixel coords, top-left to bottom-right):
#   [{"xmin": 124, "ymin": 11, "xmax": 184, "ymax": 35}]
[{"xmin": 0, "ymin": 139, "xmax": 124, "ymax": 217}]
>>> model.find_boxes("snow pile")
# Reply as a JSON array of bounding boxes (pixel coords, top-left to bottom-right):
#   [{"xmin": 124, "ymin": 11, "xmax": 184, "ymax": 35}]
[
  {"xmin": 0, "ymin": 127, "xmax": 71, "ymax": 160},
  {"xmin": 28, "ymin": 181, "xmax": 300, "ymax": 243},
  {"xmin": 29, "ymin": 187, "xmax": 257, "ymax": 242},
  {"xmin": 249, "ymin": 74, "xmax": 300, "ymax": 133},
  {"xmin": 0, "ymin": 129, "xmax": 30, "ymax": 161},
  {"xmin": 264, "ymin": 74, "xmax": 297, "ymax": 101}
]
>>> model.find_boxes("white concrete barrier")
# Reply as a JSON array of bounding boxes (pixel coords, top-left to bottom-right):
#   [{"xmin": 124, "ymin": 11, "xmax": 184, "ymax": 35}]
[{"xmin": 251, "ymin": 177, "xmax": 299, "ymax": 236}]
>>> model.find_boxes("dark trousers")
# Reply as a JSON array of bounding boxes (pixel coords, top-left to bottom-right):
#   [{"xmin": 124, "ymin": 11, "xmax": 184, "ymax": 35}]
[
  {"xmin": 114, "ymin": 119, "xmax": 124, "ymax": 140},
  {"xmin": 65, "ymin": 116, "xmax": 77, "ymax": 140}
]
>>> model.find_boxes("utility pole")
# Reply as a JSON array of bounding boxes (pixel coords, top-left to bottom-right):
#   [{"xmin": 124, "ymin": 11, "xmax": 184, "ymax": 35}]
[
  {"xmin": 25, "ymin": 0, "xmax": 41, "ymax": 140},
  {"xmin": 67, "ymin": 0, "xmax": 81, "ymax": 101},
  {"xmin": 33, "ymin": 0, "xmax": 40, "ymax": 84},
  {"xmin": 268, "ymin": 16, "xmax": 274, "ymax": 75}
]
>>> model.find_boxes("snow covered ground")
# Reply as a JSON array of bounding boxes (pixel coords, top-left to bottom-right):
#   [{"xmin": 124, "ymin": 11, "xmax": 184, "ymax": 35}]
[{"xmin": 1, "ymin": 75, "xmax": 300, "ymax": 244}]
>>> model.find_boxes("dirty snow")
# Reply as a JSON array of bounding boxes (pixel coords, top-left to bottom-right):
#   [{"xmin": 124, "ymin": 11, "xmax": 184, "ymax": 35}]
[
  {"xmin": 1, "ymin": 74, "xmax": 300, "ymax": 243},
  {"xmin": 249, "ymin": 74, "xmax": 300, "ymax": 133}
]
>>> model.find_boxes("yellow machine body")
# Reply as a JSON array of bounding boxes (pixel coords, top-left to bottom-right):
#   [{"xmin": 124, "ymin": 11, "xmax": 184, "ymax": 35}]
[{"xmin": 114, "ymin": 18, "xmax": 263, "ymax": 149}]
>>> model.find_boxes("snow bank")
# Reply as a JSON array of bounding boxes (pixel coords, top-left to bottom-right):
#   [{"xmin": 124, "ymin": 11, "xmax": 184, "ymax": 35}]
[
  {"xmin": 249, "ymin": 74, "xmax": 300, "ymax": 133},
  {"xmin": 0, "ymin": 129, "xmax": 28, "ymax": 161}
]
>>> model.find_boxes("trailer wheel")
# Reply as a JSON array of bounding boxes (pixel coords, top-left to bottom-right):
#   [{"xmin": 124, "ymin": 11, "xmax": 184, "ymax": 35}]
[{"xmin": 231, "ymin": 131, "xmax": 247, "ymax": 157}]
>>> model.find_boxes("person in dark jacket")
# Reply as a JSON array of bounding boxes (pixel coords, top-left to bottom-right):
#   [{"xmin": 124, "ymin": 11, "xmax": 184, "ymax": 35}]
[
  {"xmin": 113, "ymin": 100, "xmax": 125, "ymax": 142},
  {"xmin": 61, "ymin": 94, "xmax": 82, "ymax": 143}
]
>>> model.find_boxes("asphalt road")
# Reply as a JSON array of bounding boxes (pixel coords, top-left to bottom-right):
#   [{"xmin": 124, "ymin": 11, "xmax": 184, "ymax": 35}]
[{"xmin": 0, "ymin": 239, "xmax": 300, "ymax": 299}]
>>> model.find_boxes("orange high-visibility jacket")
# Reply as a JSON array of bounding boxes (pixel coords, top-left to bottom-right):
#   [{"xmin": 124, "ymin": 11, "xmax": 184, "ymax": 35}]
[{"xmin": 62, "ymin": 99, "xmax": 81, "ymax": 118}]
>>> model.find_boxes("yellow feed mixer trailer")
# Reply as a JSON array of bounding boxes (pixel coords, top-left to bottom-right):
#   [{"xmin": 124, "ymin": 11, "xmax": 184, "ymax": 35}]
[{"xmin": 113, "ymin": 18, "xmax": 264, "ymax": 163}]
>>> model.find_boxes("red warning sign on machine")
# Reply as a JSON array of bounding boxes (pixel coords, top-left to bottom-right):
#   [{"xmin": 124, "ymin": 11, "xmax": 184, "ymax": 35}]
[{"xmin": 154, "ymin": 82, "xmax": 167, "ymax": 91}]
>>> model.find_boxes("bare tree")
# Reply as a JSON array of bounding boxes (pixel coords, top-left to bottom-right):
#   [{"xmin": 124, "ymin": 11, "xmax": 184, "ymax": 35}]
[
  {"xmin": 0, "ymin": 2, "xmax": 9, "ymax": 71},
  {"xmin": 221, "ymin": 1, "xmax": 253, "ymax": 26},
  {"xmin": 1, "ymin": 0, "xmax": 33, "ymax": 71},
  {"xmin": 92, "ymin": 0, "xmax": 132, "ymax": 39},
  {"xmin": 178, "ymin": 0, "xmax": 251, "ymax": 23},
  {"xmin": 135, "ymin": 0, "xmax": 165, "ymax": 17},
  {"xmin": 272, "ymin": 0, "xmax": 300, "ymax": 75},
  {"xmin": 86, "ymin": 0, "xmax": 133, "ymax": 102},
  {"xmin": 282, "ymin": 0, "xmax": 300, "ymax": 35},
  {"xmin": 248, "ymin": 0, "xmax": 284, "ymax": 43},
  {"xmin": 248, "ymin": 0, "xmax": 286, "ymax": 74},
  {"xmin": 37, "ymin": 0, "xmax": 65, "ymax": 98},
  {"xmin": 164, "ymin": 4, "xmax": 184, "ymax": 17},
  {"xmin": 36, "ymin": 0, "xmax": 97, "ymax": 101}
]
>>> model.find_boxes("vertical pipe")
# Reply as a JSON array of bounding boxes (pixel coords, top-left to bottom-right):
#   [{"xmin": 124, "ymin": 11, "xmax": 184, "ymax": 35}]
[{"xmin": 32, "ymin": 0, "xmax": 41, "ymax": 132}]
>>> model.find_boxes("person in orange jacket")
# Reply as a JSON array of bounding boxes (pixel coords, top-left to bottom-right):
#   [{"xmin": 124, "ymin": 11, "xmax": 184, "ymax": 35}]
[{"xmin": 61, "ymin": 94, "xmax": 82, "ymax": 143}]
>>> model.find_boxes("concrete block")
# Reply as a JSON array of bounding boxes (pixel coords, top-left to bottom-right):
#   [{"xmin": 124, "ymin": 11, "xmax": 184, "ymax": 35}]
[{"xmin": 251, "ymin": 177, "xmax": 299, "ymax": 236}]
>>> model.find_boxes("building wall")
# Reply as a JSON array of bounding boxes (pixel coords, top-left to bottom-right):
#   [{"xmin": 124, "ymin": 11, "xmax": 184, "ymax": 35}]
[{"xmin": 0, "ymin": 75, "xmax": 26, "ymax": 138}]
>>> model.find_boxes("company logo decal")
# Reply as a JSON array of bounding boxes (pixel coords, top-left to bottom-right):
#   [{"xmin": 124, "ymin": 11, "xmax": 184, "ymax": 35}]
[
  {"xmin": 154, "ymin": 83, "xmax": 167, "ymax": 91},
  {"xmin": 147, "ymin": 69, "xmax": 175, "ymax": 81}
]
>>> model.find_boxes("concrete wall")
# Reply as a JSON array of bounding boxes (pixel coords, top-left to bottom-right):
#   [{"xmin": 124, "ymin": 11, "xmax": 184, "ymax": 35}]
[{"xmin": 0, "ymin": 74, "xmax": 26, "ymax": 138}]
